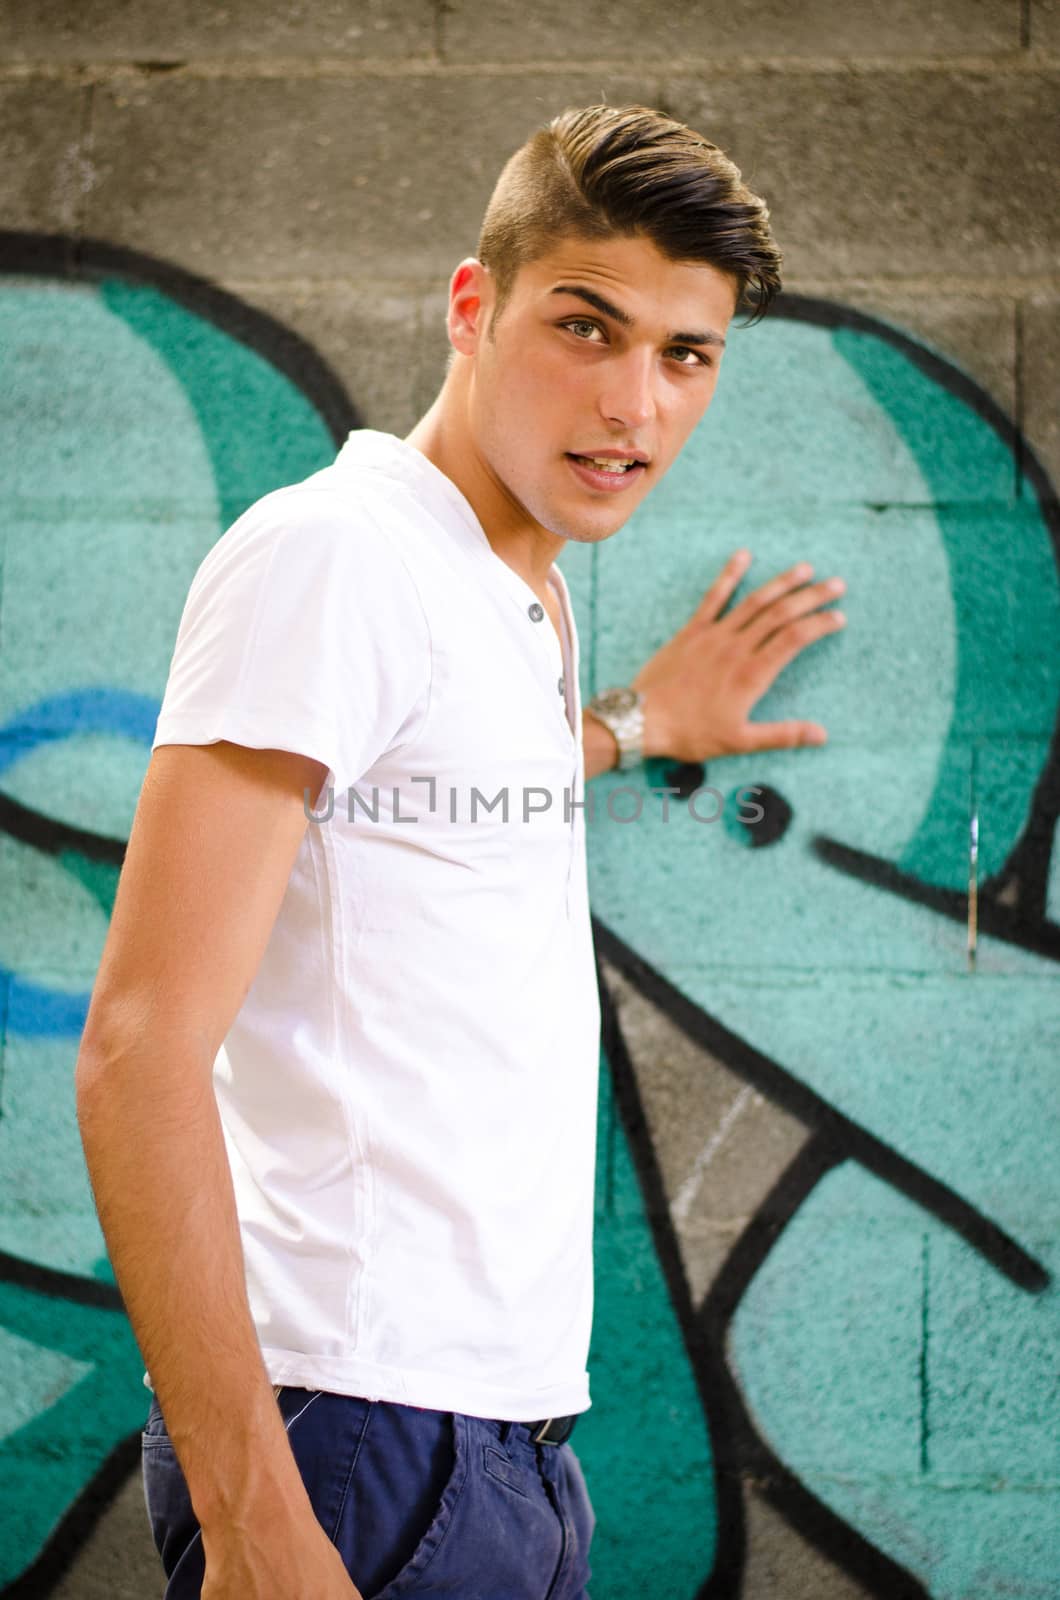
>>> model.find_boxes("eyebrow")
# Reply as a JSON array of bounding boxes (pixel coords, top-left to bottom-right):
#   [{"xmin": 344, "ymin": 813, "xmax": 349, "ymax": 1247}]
[{"xmin": 549, "ymin": 283, "xmax": 727, "ymax": 349}]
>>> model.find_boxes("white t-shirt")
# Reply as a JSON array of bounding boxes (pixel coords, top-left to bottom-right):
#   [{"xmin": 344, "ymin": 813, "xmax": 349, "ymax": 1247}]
[{"xmin": 148, "ymin": 429, "xmax": 601, "ymax": 1420}]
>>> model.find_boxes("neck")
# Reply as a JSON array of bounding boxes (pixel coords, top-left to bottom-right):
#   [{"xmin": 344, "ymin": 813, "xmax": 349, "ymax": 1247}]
[{"xmin": 404, "ymin": 367, "xmax": 565, "ymax": 596}]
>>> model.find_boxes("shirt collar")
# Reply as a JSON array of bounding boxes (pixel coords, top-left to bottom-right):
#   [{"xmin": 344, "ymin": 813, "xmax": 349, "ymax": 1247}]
[{"xmin": 334, "ymin": 429, "xmax": 568, "ymax": 609}]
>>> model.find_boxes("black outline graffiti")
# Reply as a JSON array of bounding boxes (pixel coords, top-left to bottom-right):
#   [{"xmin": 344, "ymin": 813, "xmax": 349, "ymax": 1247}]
[
  {"xmin": 1, "ymin": 240, "xmax": 1056, "ymax": 1599},
  {"xmin": 780, "ymin": 293, "xmax": 1060, "ymax": 962},
  {"xmin": 0, "ymin": 232, "xmax": 361, "ymax": 1600},
  {"xmin": 1, "ymin": 1437, "xmax": 141, "ymax": 1600},
  {"xmin": 0, "ymin": 1247, "xmax": 123, "ymax": 1312},
  {"xmin": 602, "ymin": 955, "xmax": 933, "ymax": 1600},
  {"xmin": 0, "ymin": 787, "xmax": 127, "ymax": 869},
  {"xmin": 592, "ymin": 291, "xmax": 1059, "ymax": 1598},
  {"xmin": 596, "ymin": 918, "xmax": 1049, "ymax": 1296},
  {"xmin": 812, "ymin": 835, "xmax": 1060, "ymax": 964},
  {"xmin": 595, "ymin": 914, "xmax": 1052, "ymax": 1600},
  {"xmin": 0, "ymin": 230, "xmax": 359, "ymax": 447}
]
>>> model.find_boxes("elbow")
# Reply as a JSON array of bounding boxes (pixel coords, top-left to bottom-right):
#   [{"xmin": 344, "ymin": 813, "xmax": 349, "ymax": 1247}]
[
  {"xmin": 75, "ymin": 1019, "xmax": 123, "ymax": 1114},
  {"xmin": 75, "ymin": 997, "xmax": 215, "ymax": 1113}
]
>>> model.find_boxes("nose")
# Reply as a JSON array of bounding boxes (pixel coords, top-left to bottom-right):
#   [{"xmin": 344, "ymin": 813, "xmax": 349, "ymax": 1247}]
[{"xmin": 598, "ymin": 347, "xmax": 657, "ymax": 431}]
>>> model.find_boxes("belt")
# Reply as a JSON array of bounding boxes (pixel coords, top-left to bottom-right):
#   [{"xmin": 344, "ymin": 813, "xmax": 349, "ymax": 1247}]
[{"xmin": 522, "ymin": 1414, "xmax": 578, "ymax": 1446}]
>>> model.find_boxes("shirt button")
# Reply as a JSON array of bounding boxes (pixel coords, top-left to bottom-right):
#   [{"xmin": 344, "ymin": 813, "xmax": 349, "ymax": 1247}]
[
  {"xmin": 558, "ymin": 675, "xmax": 566, "ymax": 696},
  {"xmin": 528, "ymin": 602, "xmax": 544, "ymax": 622}
]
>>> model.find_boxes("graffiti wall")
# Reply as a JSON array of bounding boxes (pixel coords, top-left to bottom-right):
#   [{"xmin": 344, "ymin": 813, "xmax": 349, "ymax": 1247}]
[
  {"xmin": 0, "ymin": 240, "xmax": 347, "ymax": 1596},
  {"xmin": 577, "ymin": 298, "xmax": 1060, "ymax": 1599},
  {"xmin": 1, "ymin": 235, "xmax": 1056, "ymax": 1598}
]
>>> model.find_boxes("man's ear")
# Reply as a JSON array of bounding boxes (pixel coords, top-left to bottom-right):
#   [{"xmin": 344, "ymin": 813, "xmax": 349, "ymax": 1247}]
[{"xmin": 447, "ymin": 258, "xmax": 494, "ymax": 357}]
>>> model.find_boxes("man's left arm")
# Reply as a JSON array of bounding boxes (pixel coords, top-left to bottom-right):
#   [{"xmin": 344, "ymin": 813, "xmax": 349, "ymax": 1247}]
[{"xmin": 583, "ymin": 549, "xmax": 846, "ymax": 781}]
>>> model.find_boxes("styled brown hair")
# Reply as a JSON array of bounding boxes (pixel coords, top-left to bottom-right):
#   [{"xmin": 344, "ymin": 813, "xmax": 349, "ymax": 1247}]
[{"xmin": 476, "ymin": 103, "xmax": 782, "ymax": 331}]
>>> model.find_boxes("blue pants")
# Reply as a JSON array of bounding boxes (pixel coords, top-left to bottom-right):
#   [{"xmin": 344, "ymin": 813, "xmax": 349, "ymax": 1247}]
[{"xmin": 142, "ymin": 1384, "xmax": 596, "ymax": 1598}]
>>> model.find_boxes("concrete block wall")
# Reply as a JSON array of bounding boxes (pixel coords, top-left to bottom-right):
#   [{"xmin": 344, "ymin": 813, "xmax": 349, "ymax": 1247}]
[{"xmin": 0, "ymin": 5, "xmax": 1057, "ymax": 1597}]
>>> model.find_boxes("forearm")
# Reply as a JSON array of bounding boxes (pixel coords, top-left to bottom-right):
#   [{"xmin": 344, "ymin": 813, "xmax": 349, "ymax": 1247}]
[
  {"xmin": 582, "ymin": 710, "xmax": 619, "ymax": 781},
  {"xmin": 75, "ymin": 1025, "xmax": 310, "ymax": 1529}
]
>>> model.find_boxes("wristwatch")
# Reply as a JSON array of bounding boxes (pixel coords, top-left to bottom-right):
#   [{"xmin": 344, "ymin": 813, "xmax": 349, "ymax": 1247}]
[{"xmin": 586, "ymin": 686, "xmax": 645, "ymax": 771}]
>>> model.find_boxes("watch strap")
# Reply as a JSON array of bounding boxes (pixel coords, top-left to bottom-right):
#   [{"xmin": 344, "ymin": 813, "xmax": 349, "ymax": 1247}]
[{"xmin": 587, "ymin": 686, "xmax": 645, "ymax": 771}]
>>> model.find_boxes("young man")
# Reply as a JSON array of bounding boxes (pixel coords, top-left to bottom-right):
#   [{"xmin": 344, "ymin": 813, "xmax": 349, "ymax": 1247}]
[{"xmin": 76, "ymin": 104, "xmax": 846, "ymax": 1600}]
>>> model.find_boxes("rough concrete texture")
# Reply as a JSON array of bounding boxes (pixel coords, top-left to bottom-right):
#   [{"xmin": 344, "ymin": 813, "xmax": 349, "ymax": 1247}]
[
  {"xmin": 741, "ymin": 1481, "xmax": 875, "ymax": 1600},
  {"xmin": 601, "ymin": 955, "xmax": 808, "ymax": 1304},
  {"xmin": 0, "ymin": 0, "xmax": 1029, "ymax": 63},
  {"xmin": 660, "ymin": 67, "xmax": 1059, "ymax": 281},
  {"xmin": 1031, "ymin": 0, "xmax": 1060, "ymax": 49},
  {"xmin": 85, "ymin": 72, "xmax": 641, "ymax": 281},
  {"xmin": 442, "ymin": 0, "xmax": 1023, "ymax": 60},
  {"xmin": 0, "ymin": 79, "xmax": 89, "ymax": 234},
  {"xmin": 74, "ymin": 65, "xmax": 1060, "ymax": 288},
  {"xmin": 48, "ymin": 1467, "xmax": 162, "ymax": 1600},
  {"xmin": 1, "ymin": 4, "xmax": 1058, "ymax": 1598},
  {"xmin": 0, "ymin": 0, "xmax": 436, "ymax": 62},
  {"xmin": 817, "ymin": 289, "xmax": 1018, "ymax": 437},
  {"xmin": 237, "ymin": 281, "xmax": 448, "ymax": 438}
]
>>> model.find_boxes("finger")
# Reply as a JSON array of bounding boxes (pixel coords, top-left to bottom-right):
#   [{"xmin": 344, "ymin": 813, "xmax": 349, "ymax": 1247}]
[
  {"xmin": 746, "ymin": 609, "xmax": 847, "ymax": 690},
  {"xmin": 743, "ymin": 577, "xmax": 846, "ymax": 651},
  {"xmin": 689, "ymin": 548, "xmax": 753, "ymax": 626},
  {"xmin": 740, "ymin": 718, "xmax": 829, "ymax": 751},
  {"xmin": 723, "ymin": 560, "xmax": 818, "ymax": 632}
]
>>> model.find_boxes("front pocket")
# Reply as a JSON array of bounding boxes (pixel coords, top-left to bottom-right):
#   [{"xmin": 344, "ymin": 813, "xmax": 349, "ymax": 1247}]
[{"xmin": 362, "ymin": 1410, "xmax": 469, "ymax": 1600}]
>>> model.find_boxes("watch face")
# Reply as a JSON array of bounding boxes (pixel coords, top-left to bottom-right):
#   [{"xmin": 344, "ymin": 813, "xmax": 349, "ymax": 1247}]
[{"xmin": 595, "ymin": 686, "xmax": 639, "ymax": 716}]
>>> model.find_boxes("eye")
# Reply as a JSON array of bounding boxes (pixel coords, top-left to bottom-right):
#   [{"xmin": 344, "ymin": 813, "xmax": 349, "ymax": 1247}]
[
  {"xmin": 560, "ymin": 318, "xmax": 605, "ymax": 342},
  {"xmin": 667, "ymin": 345, "xmax": 712, "ymax": 368}
]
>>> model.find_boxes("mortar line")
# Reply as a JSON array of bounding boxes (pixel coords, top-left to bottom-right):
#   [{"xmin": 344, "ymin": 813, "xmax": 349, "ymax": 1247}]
[
  {"xmin": 1014, "ymin": 297, "xmax": 1026, "ymax": 500},
  {"xmin": 588, "ymin": 537, "xmax": 598, "ymax": 701},
  {"xmin": 0, "ymin": 936, "xmax": 8, "ymax": 1115},
  {"xmin": 1020, "ymin": 0, "xmax": 1031, "ymax": 48},
  {"xmin": 0, "ymin": 53, "xmax": 1056, "ymax": 83},
  {"xmin": 220, "ymin": 274, "xmax": 1060, "ymax": 296},
  {"xmin": 918, "ymin": 1231, "xmax": 931, "ymax": 1476},
  {"xmin": 605, "ymin": 1074, "xmax": 617, "ymax": 1218}
]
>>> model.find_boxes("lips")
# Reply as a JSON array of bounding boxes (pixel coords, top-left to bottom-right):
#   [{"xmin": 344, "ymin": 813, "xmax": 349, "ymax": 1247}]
[{"xmin": 565, "ymin": 452, "xmax": 648, "ymax": 492}]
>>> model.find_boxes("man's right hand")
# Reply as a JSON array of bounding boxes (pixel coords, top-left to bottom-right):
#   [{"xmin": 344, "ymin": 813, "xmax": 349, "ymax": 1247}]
[{"xmin": 202, "ymin": 1509, "xmax": 363, "ymax": 1599}]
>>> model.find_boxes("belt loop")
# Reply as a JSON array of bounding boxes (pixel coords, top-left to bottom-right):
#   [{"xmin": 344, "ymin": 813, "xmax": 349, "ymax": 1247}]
[{"xmin": 499, "ymin": 1419, "xmax": 514, "ymax": 1446}]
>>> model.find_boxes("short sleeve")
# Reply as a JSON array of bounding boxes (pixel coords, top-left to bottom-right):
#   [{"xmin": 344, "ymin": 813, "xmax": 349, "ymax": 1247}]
[{"xmin": 151, "ymin": 483, "xmax": 431, "ymax": 792}]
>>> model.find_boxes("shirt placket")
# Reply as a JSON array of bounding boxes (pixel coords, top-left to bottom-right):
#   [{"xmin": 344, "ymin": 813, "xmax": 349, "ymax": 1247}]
[
  {"xmin": 419, "ymin": 467, "xmax": 585, "ymax": 919},
  {"xmin": 480, "ymin": 559, "xmax": 584, "ymax": 919}
]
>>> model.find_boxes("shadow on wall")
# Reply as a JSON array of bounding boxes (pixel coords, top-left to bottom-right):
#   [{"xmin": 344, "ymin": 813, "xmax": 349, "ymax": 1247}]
[{"xmin": 0, "ymin": 234, "xmax": 1057, "ymax": 1600}]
